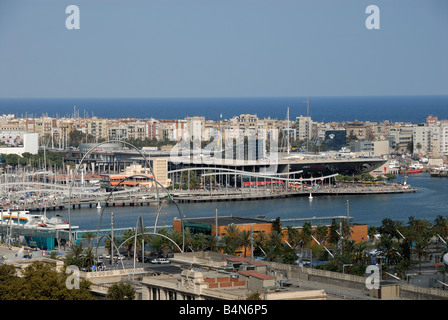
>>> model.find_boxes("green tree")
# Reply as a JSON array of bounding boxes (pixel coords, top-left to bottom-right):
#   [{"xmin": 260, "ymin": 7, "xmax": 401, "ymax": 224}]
[
  {"xmin": 281, "ymin": 247, "xmax": 298, "ymax": 265},
  {"xmin": 81, "ymin": 231, "xmax": 97, "ymax": 249},
  {"xmin": 222, "ymin": 224, "xmax": 241, "ymax": 254},
  {"xmin": 245, "ymin": 291, "xmax": 263, "ymax": 300},
  {"xmin": 416, "ymin": 142, "xmax": 422, "ymax": 153},
  {"xmin": 64, "ymin": 242, "xmax": 85, "ymax": 268},
  {"xmin": 377, "ymin": 218, "xmax": 403, "ymax": 240},
  {"xmin": 122, "ymin": 229, "xmax": 136, "ymax": 258},
  {"xmin": 385, "ymin": 173, "xmax": 397, "ymax": 182},
  {"xmin": 151, "ymin": 228, "xmax": 174, "ymax": 256},
  {"xmin": 313, "ymin": 225, "xmax": 328, "ymax": 245},
  {"xmin": 181, "ymin": 167, "xmax": 200, "ymax": 189},
  {"xmin": 285, "ymin": 226, "xmax": 300, "ymax": 249},
  {"xmin": 413, "ymin": 231, "xmax": 432, "ymax": 274},
  {"xmin": 368, "ymin": 226, "xmax": 377, "ymax": 243},
  {"xmin": 106, "ymin": 281, "xmax": 136, "ymax": 300},
  {"xmin": 205, "ymin": 234, "xmax": 219, "ymax": 252},
  {"xmin": 299, "ymin": 222, "xmax": 313, "ymax": 248},
  {"xmin": 327, "ymin": 220, "xmax": 340, "ymax": 245},
  {"xmin": 272, "ymin": 217, "xmax": 282, "ymax": 233},
  {"xmin": 432, "ymin": 215, "xmax": 448, "ymax": 242},
  {"xmin": 377, "ymin": 235, "xmax": 401, "ymax": 267},
  {"xmin": 238, "ymin": 230, "xmax": 252, "ymax": 258},
  {"xmin": 193, "ymin": 232, "xmax": 207, "ymax": 251},
  {"xmin": 0, "ymin": 262, "xmax": 95, "ymax": 300},
  {"xmin": 253, "ymin": 231, "xmax": 268, "ymax": 257},
  {"xmin": 268, "ymin": 230, "xmax": 283, "ymax": 249}
]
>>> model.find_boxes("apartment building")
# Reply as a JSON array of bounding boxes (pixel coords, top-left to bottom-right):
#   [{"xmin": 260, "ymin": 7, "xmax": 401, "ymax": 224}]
[
  {"xmin": 84, "ymin": 117, "xmax": 109, "ymax": 141},
  {"xmin": 295, "ymin": 115, "xmax": 312, "ymax": 141},
  {"xmin": 185, "ymin": 116, "xmax": 205, "ymax": 143},
  {"xmin": 413, "ymin": 115, "xmax": 448, "ymax": 157}
]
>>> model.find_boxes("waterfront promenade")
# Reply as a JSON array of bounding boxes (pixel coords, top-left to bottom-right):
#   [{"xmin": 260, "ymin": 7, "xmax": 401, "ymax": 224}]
[{"xmin": 0, "ymin": 182, "xmax": 416, "ymax": 211}]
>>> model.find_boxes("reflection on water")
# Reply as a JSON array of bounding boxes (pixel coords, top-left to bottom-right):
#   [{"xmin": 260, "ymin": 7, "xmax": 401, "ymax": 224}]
[{"xmin": 50, "ymin": 173, "xmax": 447, "ymax": 230}]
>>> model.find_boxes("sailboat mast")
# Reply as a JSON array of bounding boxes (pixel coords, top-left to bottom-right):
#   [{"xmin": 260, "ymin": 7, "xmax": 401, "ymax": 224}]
[{"xmin": 287, "ymin": 107, "xmax": 290, "ymax": 155}]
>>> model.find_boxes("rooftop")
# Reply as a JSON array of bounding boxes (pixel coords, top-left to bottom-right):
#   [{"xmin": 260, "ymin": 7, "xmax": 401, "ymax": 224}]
[{"xmin": 238, "ymin": 270, "xmax": 275, "ymax": 280}]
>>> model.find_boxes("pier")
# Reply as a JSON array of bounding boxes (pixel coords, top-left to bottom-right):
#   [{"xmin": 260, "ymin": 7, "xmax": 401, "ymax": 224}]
[
  {"xmin": 171, "ymin": 185, "xmax": 416, "ymax": 203},
  {"xmin": 1, "ymin": 183, "xmax": 416, "ymax": 211}
]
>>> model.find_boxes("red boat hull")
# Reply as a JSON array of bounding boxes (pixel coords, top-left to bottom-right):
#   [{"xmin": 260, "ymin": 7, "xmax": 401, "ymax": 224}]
[{"xmin": 400, "ymin": 168, "xmax": 423, "ymax": 174}]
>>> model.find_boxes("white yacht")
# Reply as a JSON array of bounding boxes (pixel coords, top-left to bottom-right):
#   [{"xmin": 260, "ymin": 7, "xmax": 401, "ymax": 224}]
[{"xmin": 0, "ymin": 210, "xmax": 78, "ymax": 230}]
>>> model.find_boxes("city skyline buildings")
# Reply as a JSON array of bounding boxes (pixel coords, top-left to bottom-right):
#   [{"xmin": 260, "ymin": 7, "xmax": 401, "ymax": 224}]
[{"xmin": 2, "ymin": 110, "xmax": 448, "ymax": 158}]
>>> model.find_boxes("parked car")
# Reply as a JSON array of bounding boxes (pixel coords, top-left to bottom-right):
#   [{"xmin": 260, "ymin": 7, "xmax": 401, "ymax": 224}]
[{"xmin": 151, "ymin": 258, "xmax": 170, "ymax": 264}]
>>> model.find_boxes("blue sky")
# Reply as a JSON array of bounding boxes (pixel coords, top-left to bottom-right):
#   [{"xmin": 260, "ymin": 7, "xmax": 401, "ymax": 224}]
[{"xmin": 0, "ymin": 0, "xmax": 447, "ymax": 98}]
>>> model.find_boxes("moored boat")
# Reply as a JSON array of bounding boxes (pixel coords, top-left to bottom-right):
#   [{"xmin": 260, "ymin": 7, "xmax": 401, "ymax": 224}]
[
  {"xmin": 400, "ymin": 162, "xmax": 423, "ymax": 174},
  {"xmin": 0, "ymin": 209, "xmax": 78, "ymax": 230}
]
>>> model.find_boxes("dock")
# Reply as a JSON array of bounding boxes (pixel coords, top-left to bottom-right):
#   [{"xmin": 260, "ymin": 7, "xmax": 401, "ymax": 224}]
[
  {"xmin": 171, "ymin": 185, "xmax": 416, "ymax": 203},
  {"xmin": 0, "ymin": 185, "xmax": 415, "ymax": 210}
]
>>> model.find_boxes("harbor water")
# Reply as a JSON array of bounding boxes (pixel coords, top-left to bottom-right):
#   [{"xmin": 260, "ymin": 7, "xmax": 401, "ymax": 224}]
[{"xmin": 48, "ymin": 173, "xmax": 447, "ymax": 231}]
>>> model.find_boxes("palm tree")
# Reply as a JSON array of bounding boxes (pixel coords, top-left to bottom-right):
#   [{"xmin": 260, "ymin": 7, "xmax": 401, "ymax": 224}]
[
  {"xmin": 193, "ymin": 233, "xmax": 207, "ymax": 251},
  {"xmin": 104, "ymin": 237, "xmax": 119, "ymax": 256},
  {"xmin": 395, "ymin": 259, "xmax": 411, "ymax": 279},
  {"xmin": 238, "ymin": 230, "xmax": 252, "ymax": 258},
  {"xmin": 285, "ymin": 226, "xmax": 300, "ymax": 249},
  {"xmin": 183, "ymin": 227, "xmax": 195, "ymax": 252},
  {"xmin": 83, "ymin": 247, "xmax": 95, "ymax": 270},
  {"xmin": 122, "ymin": 229, "xmax": 136, "ymax": 258},
  {"xmin": 378, "ymin": 218, "xmax": 403, "ymax": 240},
  {"xmin": 64, "ymin": 242, "xmax": 84, "ymax": 268},
  {"xmin": 299, "ymin": 222, "xmax": 313, "ymax": 248},
  {"xmin": 268, "ymin": 230, "xmax": 283, "ymax": 248},
  {"xmin": 368, "ymin": 226, "xmax": 377, "ymax": 244},
  {"xmin": 223, "ymin": 235, "xmax": 237, "ymax": 255},
  {"xmin": 134, "ymin": 227, "xmax": 152, "ymax": 257},
  {"xmin": 408, "ymin": 217, "xmax": 432, "ymax": 236},
  {"xmin": 253, "ymin": 231, "xmax": 267, "ymax": 257},
  {"xmin": 416, "ymin": 142, "xmax": 422, "ymax": 154},
  {"xmin": 377, "ymin": 235, "xmax": 401, "ymax": 267},
  {"xmin": 205, "ymin": 234, "xmax": 218, "ymax": 252},
  {"xmin": 264, "ymin": 243, "xmax": 279, "ymax": 262},
  {"xmin": 169, "ymin": 228, "xmax": 184, "ymax": 252},
  {"xmin": 413, "ymin": 231, "xmax": 432, "ymax": 274},
  {"xmin": 223, "ymin": 224, "xmax": 241, "ymax": 254},
  {"xmin": 313, "ymin": 225, "xmax": 328, "ymax": 246},
  {"xmin": 432, "ymin": 215, "xmax": 448, "ymax": 242},
  {"xmin": 351, "ymin": 241, "xmax": 369, "ymax": 265},
  {"xmin": 224, "ymin": 224, "xmax": 240, "ymax": 240},
  {"xmin": 81, "ymin": 231, "xmax": 97, "ymax": 249}
]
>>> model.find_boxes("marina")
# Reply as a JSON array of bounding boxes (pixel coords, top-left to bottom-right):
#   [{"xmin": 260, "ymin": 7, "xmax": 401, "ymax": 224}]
[
  {"xmin": 0, "ymin": 160, "xmax": 419, "ymax": 253},
  {"xmin": 0, "ymin": 173, "xmax": 415, "ymax": 210},
  {"xmin": 63, "ymin": 172, "xmax": 447, "ymax": 230}
]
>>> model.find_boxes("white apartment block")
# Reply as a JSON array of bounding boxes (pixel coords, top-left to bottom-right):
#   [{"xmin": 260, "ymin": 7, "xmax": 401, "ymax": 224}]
[
  {"xmin": 412, "ymin": 117, "xmax": 448, "ymax": 157},
  {"xmin": 108, "ymin": 125, "xmax": 128, "ymax": 140},
  {"xmin": 295, "ymin": 115, "xmax": 312, "ymax": 141},
  {"xmin": 185, "ymin": 116, "xmax": 205, "ymax": 142}
]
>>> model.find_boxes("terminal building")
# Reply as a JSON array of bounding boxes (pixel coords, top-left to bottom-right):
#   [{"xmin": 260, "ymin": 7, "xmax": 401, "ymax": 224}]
[{"xmin": 173, "ymin": 215, "xmax": 368, "ymax": 257}]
